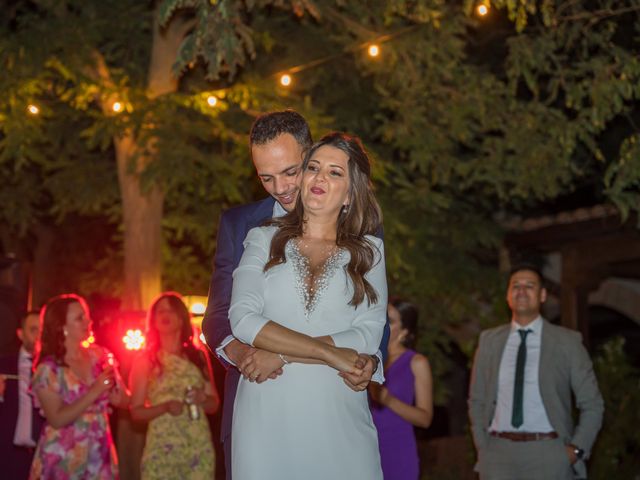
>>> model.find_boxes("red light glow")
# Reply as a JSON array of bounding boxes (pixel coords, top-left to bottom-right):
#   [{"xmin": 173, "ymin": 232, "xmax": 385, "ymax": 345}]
[{"xmin": 123, "ymin": 329, "xmax": 145, "ymax": 350}]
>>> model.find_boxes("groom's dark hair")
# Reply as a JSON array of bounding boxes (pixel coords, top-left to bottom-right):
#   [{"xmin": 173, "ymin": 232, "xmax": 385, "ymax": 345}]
[{"xmin": 249, "ymin": 109, "xmax": 313, "ymax": 149}]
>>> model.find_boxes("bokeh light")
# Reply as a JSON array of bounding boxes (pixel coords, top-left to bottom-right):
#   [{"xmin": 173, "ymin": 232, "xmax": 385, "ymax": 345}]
[
  {"xmin": 123, "ymin": 329, "xmax": 145, "ymax": 350},
  {"xmin": 476, "ymin": 4, "xmax": 489, "ymax": 16},
  {"xmin": 280, "ymin": 74, "xmax": 292, "ymax": 87},
  {"xmin": 81, "ymin": 334, "xmax": 95, "ymax": 349}
]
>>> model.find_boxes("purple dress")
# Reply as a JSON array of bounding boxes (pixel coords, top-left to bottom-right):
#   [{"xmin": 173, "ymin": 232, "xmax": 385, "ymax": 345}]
[{"xmin": 372, "ymin": 350, "xmax": 419, "ymax": 480}]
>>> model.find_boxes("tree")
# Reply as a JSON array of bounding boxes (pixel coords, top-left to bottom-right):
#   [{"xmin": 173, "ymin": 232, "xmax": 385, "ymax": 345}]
[
  {"xmin": 2, "ymin": 0, "xmax": 638, "ymax": 393},
  {"xmin": 0, "ymin": 0, "xmax": 314, "ymax": 308}
]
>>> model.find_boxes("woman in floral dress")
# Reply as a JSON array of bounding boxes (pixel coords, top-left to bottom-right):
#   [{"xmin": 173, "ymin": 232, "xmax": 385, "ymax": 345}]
[
  {"xmin": 130, "ymin": 292, "xmax": 219, "ymax": 479},
  {"xmin": 30, "ymin": 294, "xmax": 129, "ymax": 479}
]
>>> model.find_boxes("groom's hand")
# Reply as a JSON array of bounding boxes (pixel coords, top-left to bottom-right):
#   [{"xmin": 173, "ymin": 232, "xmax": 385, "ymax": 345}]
[
  {"xmin": 224, "ymin": 339, "xmax": 253, "ymax": 367},
  {"xmin": 339, "ymin": 354, "xmax": 376, "ymax": 392},
  {"xmin": 239, "ymin": 349, "xmax": 284, "ymax": 383}
]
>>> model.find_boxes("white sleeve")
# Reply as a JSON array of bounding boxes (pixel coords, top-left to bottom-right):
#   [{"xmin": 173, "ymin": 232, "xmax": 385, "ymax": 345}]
[
  {"xmin": 330, "ymin": 238, "xmax": 388, "ymax": 355},
  {"xmin": 214, "ymin": 335, "xmax": 238, "ymax": 366},
  {"xmin": 371, "ymin": 349, "xmax": 385, "ymax": 384},
  {"xmin": 228, "ymin": 227, "xmax": 272, "ymax": 346}
]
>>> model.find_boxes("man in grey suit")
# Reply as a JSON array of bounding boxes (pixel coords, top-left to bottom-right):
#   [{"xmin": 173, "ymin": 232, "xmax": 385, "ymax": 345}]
[{"xmin": 468, "ymin": 264, "xmax": 604, "ymax": 480}]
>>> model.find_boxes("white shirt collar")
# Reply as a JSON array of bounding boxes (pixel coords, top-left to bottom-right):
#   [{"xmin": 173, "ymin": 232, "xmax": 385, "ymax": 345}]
[
  {"xmin": 18, "ymin": 346, "xmax": 32, "ymax": 361},
  {"xmin": 510, "ymin": 315, "xmax": 543, "ymax": 336},
  {"xmin": 272, "ymin": 200, "xmax": 288, "ymax": 218}
]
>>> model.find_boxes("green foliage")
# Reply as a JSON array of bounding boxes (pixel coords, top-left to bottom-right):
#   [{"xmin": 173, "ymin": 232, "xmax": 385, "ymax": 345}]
[
  {"xmin": 590, "ymin": 337, "xmax": 640, "ymax": 478},
  {"xmin": 0, "ymin": 0, "xmax": 638, "ymax": 382}
]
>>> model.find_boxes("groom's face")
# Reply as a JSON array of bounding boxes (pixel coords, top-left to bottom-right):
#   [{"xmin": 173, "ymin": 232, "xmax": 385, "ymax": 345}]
[{"xmin": 252, "ymin": 133, "xmax": 305, "ymax": 212}]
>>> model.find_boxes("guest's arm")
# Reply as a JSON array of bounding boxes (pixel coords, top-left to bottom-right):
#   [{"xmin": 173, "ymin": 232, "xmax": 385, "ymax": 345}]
[
  {"xmin": 568, "ymin": 331, "xmax": 604, "ymax": 458},
  {"xmin": 369, "ymin": 354, "xmax": 433, "ymax": 428},
  {"xmin": 34, "ymin": 364, "xmax": 114, "ymax": 429},
  {"xmin": 468, "ymin": 332, "xmax": 490, "ymax": 451},
  {"xmin": 195, "ymin": 350, "xmax": 221, "ymax": 415},
  {"xmin": 129, "ymin": 355, "xmax": 183, "ymax": 422}
]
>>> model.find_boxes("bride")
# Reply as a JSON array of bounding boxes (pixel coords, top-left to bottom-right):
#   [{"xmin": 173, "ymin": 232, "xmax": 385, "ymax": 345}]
[{"xmin": 229, "ymin": 132, "xmax": 387, "ymax": 479}]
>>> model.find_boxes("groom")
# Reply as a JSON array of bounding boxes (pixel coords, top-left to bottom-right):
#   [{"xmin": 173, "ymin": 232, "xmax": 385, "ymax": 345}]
[{"xmin": 202, "ymin": 109, "xmax": 388, "ymax": 479}]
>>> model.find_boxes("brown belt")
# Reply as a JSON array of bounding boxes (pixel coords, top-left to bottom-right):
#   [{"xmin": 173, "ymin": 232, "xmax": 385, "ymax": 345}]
[{"xmin": 490, "ymin": 431, "xmax": 558, "ymax": 442}]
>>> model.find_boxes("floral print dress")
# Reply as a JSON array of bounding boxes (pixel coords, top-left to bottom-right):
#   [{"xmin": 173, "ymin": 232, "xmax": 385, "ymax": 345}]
[
  {"xmin": 141, "ymin": 351, "xmax": 215, "ymax": 480},
  {"xmin": 29, "ymin": 346, "xmax": 118, "ymax": 479}
]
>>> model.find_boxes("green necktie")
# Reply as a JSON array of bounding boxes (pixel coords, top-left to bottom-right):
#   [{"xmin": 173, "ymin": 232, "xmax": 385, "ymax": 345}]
[{"xmin": 511, "ymin": 329, "xmax": 531, "ymax": 428}]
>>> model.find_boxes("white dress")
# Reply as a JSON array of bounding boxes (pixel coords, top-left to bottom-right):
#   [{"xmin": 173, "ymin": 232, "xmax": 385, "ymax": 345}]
[{"xmin": 229, "ymin": 226, "xmax": 387, "ymax": 480}]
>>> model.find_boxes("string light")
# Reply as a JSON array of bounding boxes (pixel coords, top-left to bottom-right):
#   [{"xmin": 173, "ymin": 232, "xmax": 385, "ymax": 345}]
[
  {"xmin": 476, "ymin": 4, "xmax": 489, "ymax": 16},
  {"xmin": 280, "ymin": 74, "xmax": 292, "ymax": 87},
  {"xmin": 27, "ymin": 104, "xmax": 40, "ymax": 115},
  {"xmin": 368, "ymin": 44, "xmax": 380, "ymax": 57},
  {"xmin": 207, "ymin": 95, "xmax": 218, "ymax": 107},
  {"xmin": 112, "ymin": 101, "xmax": 123, "ymax": 113}
]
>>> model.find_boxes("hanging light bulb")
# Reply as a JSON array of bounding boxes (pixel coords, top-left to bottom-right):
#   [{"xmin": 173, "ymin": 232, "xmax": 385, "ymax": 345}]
[
  {"xmin": 280, "ymin": 74, "xmax": 292, "ymax": 87},
  {"xmin": 368, "ymin": 44, "xmax": 380, "ymax": 57},
  {"xmin": 476, "ymin": 3, "xmax": 489, "ymax": 16},
  {"xmin": 112, "ymin": 101, "xmax": 123, "ymax": 113},
  {"xmin": 27, "ymin": 104, "xmax": 40, "ymax": 115}
]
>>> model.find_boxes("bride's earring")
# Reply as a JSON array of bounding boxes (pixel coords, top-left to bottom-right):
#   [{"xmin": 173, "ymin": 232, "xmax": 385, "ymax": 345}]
[{"xmin": 341, "ymin": 204, "xmax": 349, "ymax": 214}]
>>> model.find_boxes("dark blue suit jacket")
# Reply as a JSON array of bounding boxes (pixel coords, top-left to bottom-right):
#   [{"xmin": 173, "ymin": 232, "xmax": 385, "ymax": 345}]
[
  {"xmin": 0, "ymin": 353, "xmax": 45, "ymax": 479},
  {"xmin": 202, "ymin": 196, "xmax": 389, "ymax": 443}
]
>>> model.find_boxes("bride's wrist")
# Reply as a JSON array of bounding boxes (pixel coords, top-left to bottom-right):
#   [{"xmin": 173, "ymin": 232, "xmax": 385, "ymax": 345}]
[{"xmin": 316, "ymin": 342, "xmax": 335, "ymax": 364}]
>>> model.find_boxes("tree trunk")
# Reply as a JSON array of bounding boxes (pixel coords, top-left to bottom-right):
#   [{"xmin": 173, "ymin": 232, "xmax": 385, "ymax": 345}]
[
  {"xmin": 115, "ymin": 7, "xmax": 187, "ymax": 479},
  {"xmin": 115, "ymin": 135, "xmax": 164, "ymax": 311},
  {"xmin": 115, "ymin": 4, "xmax": 184, "ymax": 310}
]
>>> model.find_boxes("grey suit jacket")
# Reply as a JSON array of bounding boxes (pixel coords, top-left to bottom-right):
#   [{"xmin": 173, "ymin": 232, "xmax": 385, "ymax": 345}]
[{"xmin": 468, "ymin": 319, "xmax": 604, "ymax": 477}]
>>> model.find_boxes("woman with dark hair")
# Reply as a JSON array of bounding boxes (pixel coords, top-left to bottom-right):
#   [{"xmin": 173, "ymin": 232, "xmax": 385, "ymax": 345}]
[
  {"xmin": 129, "ymin": 292, "xmax": 219, "ymax": 479},
  {"xmin": 229, "ymin": 132, "xmax": 387, "ymax": 479},
  {"xmin": 369, "ymin": 299, "xmax": 434, "ymax": 480},
  {"xmin": 29, "ymin": 294, "xmax": 128, "ymax": 479}
]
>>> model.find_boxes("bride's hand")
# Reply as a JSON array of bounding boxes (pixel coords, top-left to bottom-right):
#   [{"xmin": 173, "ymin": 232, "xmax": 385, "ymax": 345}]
[{"xmin": 324, "ymin": 346, "xmax": 364, "ymax": 376}]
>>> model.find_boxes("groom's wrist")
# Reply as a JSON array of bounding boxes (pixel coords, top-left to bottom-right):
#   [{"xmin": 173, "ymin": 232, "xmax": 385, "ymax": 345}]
[{"xmin": 371, "ymin": 355, "xmax": 380, "ymax": 374}]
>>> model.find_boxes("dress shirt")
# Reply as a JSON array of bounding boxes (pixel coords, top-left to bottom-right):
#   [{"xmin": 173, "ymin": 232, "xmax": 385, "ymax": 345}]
[
  {"xmin": 489, "ymin": 316, "xmax": 554, "ymax": 433},
  {"xmin": 13, "ymin": 347, "xmax": 36, "ymax": 447},
  {"xmin": 216, "ymin": 199, "xmax": 385, "ymax": 383}
]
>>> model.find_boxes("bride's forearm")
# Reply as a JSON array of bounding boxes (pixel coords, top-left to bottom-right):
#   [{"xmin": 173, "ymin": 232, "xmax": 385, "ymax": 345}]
[{"xmin": 252, "ymin": 321, "xmax": 331, "ymax": 362}]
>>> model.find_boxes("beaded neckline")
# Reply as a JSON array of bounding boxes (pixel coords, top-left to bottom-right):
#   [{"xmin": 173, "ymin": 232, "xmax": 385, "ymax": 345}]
[{"xmin": 287, "ymin": 240, "xmax": 345, "ymax": 317}]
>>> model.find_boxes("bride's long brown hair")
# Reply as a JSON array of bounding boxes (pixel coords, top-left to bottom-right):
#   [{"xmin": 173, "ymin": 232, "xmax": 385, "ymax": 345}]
[{"xmin": 265, "ymin": 132, "xmax": 383, "ymax": 306}]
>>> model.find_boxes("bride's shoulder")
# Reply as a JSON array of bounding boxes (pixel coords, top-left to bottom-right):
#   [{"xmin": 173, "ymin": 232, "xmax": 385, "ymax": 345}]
[
  {"xmin": 364, "ymin": 234, "xmax": 384, "ymax": 250},
  {"xmin": 245, "ymin": 225, "xmax": 278, "ymax": 244}
]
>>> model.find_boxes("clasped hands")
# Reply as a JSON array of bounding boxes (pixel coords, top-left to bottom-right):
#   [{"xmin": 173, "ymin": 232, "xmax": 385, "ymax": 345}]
[
  {"xmin": 161, "ymin": 387, "xmax": 207, "ymax": 417},
  {"xmin": 237, "ymin": 344, "xmax": 376, "ymax": 392}
]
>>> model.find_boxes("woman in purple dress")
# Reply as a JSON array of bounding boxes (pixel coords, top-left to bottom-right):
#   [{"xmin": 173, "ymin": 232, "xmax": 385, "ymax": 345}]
[{"xmin": 370, "ymin": 299, "xmax": 433, "ymax": 480}]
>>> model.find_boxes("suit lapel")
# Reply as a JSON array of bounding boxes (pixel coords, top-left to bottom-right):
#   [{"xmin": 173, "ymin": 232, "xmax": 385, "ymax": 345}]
[
  {"xmin": 247, "ymin": 197, "xmax": 275, "ymax": 229},
  {"xmin": 538, "ymin": 319, "xmax": 556, "ymax": 408},
  {"xmin": 488, "ymin": 326, "xmax": 510, "ymax": 407}
]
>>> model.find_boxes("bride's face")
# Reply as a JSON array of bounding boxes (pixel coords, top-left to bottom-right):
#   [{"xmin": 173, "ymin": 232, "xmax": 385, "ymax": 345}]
[{"xmin": 301, "ymin": 145, "xmax": 350, "ymax": 217}]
